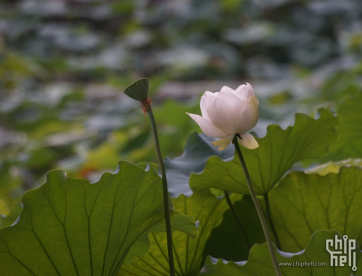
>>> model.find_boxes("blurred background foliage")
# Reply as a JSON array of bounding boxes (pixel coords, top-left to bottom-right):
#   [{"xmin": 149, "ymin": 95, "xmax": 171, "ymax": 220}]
[{"xmin": 0, "ymin": 0, "xmax": 362, "ymax": 226}]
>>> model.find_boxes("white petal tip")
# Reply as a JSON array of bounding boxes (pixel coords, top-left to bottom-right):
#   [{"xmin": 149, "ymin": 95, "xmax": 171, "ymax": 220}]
[
  {"xmin": 187, "ymin": 113, "xmax": 226, "ymax": 138},
  {"xmin": 238, "ymin": 133, "xmax": 259, "ymax": 150},
  {"xmin": 245, "ymin": 143, "xmax": 259, "ymax": 149},
  {"xmin": 212, "ymin": 135, "xmax": 233, "ymax": 151},
  {"xmin": 220, "ymin": 86, "xmax": 234, "ymax": 94}
]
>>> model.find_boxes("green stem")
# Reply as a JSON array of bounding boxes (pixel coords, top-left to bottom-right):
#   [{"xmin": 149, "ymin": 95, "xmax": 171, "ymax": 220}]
[
  {"xmin": 224, "ymin": 191, "xmax": 251, "ymax": 250},
  {"xmin": 264, "ymin": 194, "xmax": 281, "ymax": 249},
  {"xmin": 147, "ymin": 108, "xmax": 175, "ymax": 276},
  {"xmin": 232, "ymin": 135, "xmax": 282, "ymax": 276}
]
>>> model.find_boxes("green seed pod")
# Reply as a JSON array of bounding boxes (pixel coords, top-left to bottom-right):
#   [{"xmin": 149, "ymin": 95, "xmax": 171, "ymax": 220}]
[{"xmin": 124, "ymin": 78, "xmax": 149, "ymax": 101}]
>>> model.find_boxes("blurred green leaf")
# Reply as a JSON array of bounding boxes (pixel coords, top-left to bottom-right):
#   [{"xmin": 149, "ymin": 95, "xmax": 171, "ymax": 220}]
[
  {"xmin": 0, "ymin": 162, "xmax": 23, "ymax": 204},
  {"xmin": 24, "ymin": 148, "xmax": 57, "ymax": 169},
  {"xmin": 268, "ymin": 91, "xmax": 293, "ymax": 105},
  {"xmin": 0, "ymin": 204, "xmax": 22, "ymax": 228},
  {"xmin": 153, "ymin": 100, "xmax": 200, "ymax": 158},
  {"xmin": 111, "ymin": 1, "xmax": 135, "ymax": 15},
  {"xmin": 305, "ymin": 158, "xmax": 362, "ymax": 176},
  {"xmin": 0, "ymin": 199, "xmax": 10, "ymax": 226}
]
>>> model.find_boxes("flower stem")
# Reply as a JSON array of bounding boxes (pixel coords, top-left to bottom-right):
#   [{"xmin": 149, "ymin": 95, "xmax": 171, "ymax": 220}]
[
  {"xmin": 232, "ymin": 135, "xmax": 282, "ymax": 276},
  {"xmin": 264, "ymin": 194, "xmax": 281, "ymax": 249},
  {"xmin": 224, "ymin": 191, "xmax": 251, "ymax": 250},
  {"xmin": 147, "ymin": 108, "xmax": 175, "ymax": 276}
]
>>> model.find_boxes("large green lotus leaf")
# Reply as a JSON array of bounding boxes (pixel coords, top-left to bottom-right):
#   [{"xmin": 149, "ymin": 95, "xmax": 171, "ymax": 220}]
[
  {"xmin": 0, "ymin": 162, "xmax": 23, "ymax": 205},
  {"xmin": 0, "ymin": 161, "xmax": 198, "ymax": 276},
  {"xmin": 269, "ymin": 166, "xmax": 362, "ymax": 252},
  {"xmin": 164, "ymin": 133, "xmax": 234, "ymax": 197},
  {"xmin": 204, "ymin": 166, "xmax": 362, "ymax": 261},
  {"xmin": 324, "ymin": 93, "xmax": 362, "ymax": 161},
  {"xmin": 202, "ymin": 230, "xmax": 358, "ymax": 276},
  {"xmin": 190, "ymin": 108, "xmax": 339, "ymax": 195},
  {"xmin": 120, "ymin": 190, "xmax": 243, "ymax": 276},
  {"xmin": 205, "ymin": 165, "xmax": 362, "ymax": 268}
]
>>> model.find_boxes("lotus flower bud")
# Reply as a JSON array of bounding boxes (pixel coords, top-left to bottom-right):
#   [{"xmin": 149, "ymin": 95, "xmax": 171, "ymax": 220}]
[{"xmin": 187, "ymin": 83, "xmax": 259, "ymax": 150}]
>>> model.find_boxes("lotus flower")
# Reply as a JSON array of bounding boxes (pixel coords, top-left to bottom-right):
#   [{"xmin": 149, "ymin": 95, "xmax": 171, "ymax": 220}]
[{"xmin": 187, "ymin": 83, "xmax": 259, "ymax": 151}]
